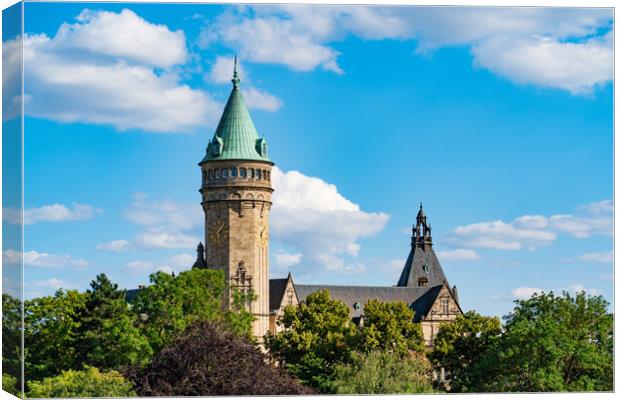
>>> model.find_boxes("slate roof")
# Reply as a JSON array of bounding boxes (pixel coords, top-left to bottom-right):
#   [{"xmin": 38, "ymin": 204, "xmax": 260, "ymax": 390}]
[
  {"xmin": 294, "ymin": 284, "xmax": 442, "ymax": 321},
  {"xmin": 397, "ymin": 245, "xmax": 448, "ymax": 288},
  {"xmin": 269, "ymin": 278, "xmax": 289, "ymax": 311},
  {"xmin": 201, "ymin": 61, "xmax": 271, "ymax": 164}
]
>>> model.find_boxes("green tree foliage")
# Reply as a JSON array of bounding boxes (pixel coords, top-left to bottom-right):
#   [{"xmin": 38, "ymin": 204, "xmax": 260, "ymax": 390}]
[
  {"xmin": 487, "ymin": 291, "xmax": 613, "ymax": 392},
  {"xmin": 74, "ymin": 274, "xmax": 152, "ymax": 370},
  {"xmin": 330, "ymin": 350, "xmax": 434, "ymax": 394},
  {"xmin": 429, "ymin": 311, "xmax": 501, "ymax": 392},
  {"xmin": 24, "ymin": 290, "xmax": 87, "ymax": 383},
  {"xmin": 130, "ymin": 269, "xmax": 254, "ymax": 353},
  {"xmin": 126, "ymin": 321, "xmax": 314, "ymax": 396},
  {"xmin": 264, "ymin": 290, "xmax": 359, "ymax": 392},
  {"xmin": 3, "ymin": 373, "xmax": 19, "ymax": 396},
  {"xmin": 2, "ymin": 294, "xmax": 22, "ymax": 393},
  {"xmin": 27, "ymin": 366, "xmax": 136, "ymax": 398},
  {"xmin": 360, "ymin": 299, "xmax": 424, "ymax": 355}
]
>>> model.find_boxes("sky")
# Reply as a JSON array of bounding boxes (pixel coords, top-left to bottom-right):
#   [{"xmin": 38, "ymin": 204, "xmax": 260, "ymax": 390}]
[{"xmin": 2, "ymin": 2, "xmax": 614, "ymax": 318}]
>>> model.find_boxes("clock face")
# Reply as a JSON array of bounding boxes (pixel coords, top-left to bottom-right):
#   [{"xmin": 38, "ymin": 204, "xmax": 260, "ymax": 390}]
[
  {"xmin": 208, "ymin": 220, "xmax": 228, "ymax": 247},
  {"xmin": 256, "ymin": 219, "xmax": 269, "ymax": 247}
]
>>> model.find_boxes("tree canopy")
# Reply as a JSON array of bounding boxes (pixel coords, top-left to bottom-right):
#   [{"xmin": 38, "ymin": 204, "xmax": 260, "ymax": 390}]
[
  {"xmin": 264, "ymin": 289, "xmax": 359, "ymax": 392},
  {"xmin": 27, "ymin": 366, "xmax": 136, "ymax": 398},
  {"xmin": 126, "ymin": 320, "xmax": 314, "ymax": 396},
  {"xmin": 330, "ymin": 350, "xmax": 434, "ymax": 394}
]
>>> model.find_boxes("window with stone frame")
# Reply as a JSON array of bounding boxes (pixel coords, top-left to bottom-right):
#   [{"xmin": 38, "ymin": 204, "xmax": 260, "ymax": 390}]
[{"xmin": 441, "ymin": 297, "xmax": 449, "ymax": 314}]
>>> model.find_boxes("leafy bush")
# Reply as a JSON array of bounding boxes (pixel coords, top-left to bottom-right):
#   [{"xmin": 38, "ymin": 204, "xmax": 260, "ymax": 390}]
[
  {"xmin": 27, "ymin": 366, "xmax": 136, "ymax": 398},
  {"xmin": 331, "ymin": 350, "xmax": 434, "ymax": 394},
  {"xmin": 126, "ymin": 320, "xmax": 314, "ymax": 396}
]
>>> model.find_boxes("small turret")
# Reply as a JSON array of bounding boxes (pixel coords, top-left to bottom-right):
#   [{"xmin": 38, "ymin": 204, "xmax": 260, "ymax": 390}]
[{"xmin": 192, "ymin": 242, "xmax": 206, "ymax": 269}]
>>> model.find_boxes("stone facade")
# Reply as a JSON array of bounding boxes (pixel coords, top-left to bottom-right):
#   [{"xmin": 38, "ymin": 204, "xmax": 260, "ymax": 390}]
[
  {"xmin": 200, "ymin": 159, "xmax": 273, "ymax": 339},
  {"xmin": 419, "ymin": 284, "xmax": 461, "ymax": 347}
]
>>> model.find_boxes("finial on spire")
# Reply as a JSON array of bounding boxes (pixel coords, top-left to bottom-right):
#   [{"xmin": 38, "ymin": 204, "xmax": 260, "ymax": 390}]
[
  {"xmin": 232, "ymin": 55, "xmax": 240, "ymax": 88},
  {"xmin": 419, "ymin": 202, "xmax": 423, "ymax": 209}
]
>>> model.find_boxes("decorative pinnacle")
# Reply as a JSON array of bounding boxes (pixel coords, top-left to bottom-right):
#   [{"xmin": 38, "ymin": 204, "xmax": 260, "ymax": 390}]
[{"xmin": 232, "ymin": 55, "xmax": 240, "ymax": 88}]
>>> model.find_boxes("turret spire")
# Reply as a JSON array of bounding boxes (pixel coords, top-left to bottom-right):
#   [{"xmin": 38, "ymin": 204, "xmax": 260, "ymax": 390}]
[{"xmin": 232, "ymin": 55, "xmax": 240, "ymax": 89}]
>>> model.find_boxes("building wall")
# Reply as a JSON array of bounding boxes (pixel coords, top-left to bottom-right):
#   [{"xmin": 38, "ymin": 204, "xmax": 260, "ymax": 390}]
[
  {"xmin": 200, "ymin": 160, "xmax": 273, "ymax": 339},
  {"xmin": 270, "ymin": 279, "xmax": 298, "ymax": 334},
  {"xmin": 421, "ymin": 285, "xmax": 461, "ymax": 347}
]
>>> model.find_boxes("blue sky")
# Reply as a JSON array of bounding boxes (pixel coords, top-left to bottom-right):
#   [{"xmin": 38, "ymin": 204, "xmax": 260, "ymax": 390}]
[{"xmin": 3, "ymin": 3, "xmax": 613, "ymax": 318}]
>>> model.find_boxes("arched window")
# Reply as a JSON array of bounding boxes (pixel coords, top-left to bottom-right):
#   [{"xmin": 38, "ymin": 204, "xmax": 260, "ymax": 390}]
[
  {"xmin": 231, "ymin": 167, "xmax": 237, "ymax": 177},
  {"xmin": 222, "ymin": 168, "xmax": 229, "ymax": 179},
  {"xmin": 418, "ymin": 277, "xmax": 428, "ymax": 287},
  {"xmin": 240, "ymin": 168, "xmax": 246, "ymax": 178},
  {"xmin": 215, "ymin": 169, "xmax": 221, "ymax": 179},
  {"xmin": 250, "ymin": 168, "xmax": 255, "ymax": 178},
  {"xmin": 257, "ymin": 169, "xmax": 262, "ymax": 179}
]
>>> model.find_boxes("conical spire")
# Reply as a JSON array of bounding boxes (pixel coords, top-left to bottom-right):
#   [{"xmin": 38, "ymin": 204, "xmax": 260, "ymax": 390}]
[{"xmin": 201, "ymin": 56, "xmax": 271, "ymax": 164}]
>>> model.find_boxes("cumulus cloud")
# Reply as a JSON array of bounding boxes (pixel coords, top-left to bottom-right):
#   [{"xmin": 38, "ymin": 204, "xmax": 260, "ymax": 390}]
[
  {"xmin": 96, "ymin": 239, "xmax": 131, "ymax": 252},
  {"xmin": 447, "ymin": 199, "xmax": 612, "ymax": 251},
  {"xmin": 202, "ymin": 6, "xmax": 612, "ymax": 95},
  {"xmin": 3, "ymin": 249, "xmax": 88, "ymax": 268},
  {"xmin": 270, "ymin": 167, "xmax": 389, "ymax": 275},
  {"xmin": 577, "ymin": 251, "xmax": 613, "ymax": 264},
  {"xmin": 31, "ymin": 278, "xmax": 76, "ymax": 290},
  {"xmin": 124, "ymin": 193, "xmax": 202, "ymax": 231},
  {"xmin": 436, "ymin": 248, "xmax": 480, "ymax": 261},
  {"xmin": 506, "ymin": 283, "xmax": 601, "ymax": 301},
  {"xmin": 126, "ymin": 253, "xmax": 195, "ymax": 275},
  {"xmin": 472, "ymin": 33, "xmax": 612, "ymax": 95},
  {"xmin": 206, "ymin": 56, "xmax": 282, "ymax": 111},
  {"xmin": 273, "ymin": 251, "xmax": 303, "ymax": 269},
  {"xmin": 4, "ymin": 203, "xmax": 101, "ymax": 225},
  {"xmin": 2, "ymin": 36, "xmax": 22, "ymax": 121},
  {"xmin": 20, "ymin": 9, "xmax": 221, "ymax": 133},
  {"xmin": 134, "ymin": 231, "xmax": 199, "ymax": 249}
]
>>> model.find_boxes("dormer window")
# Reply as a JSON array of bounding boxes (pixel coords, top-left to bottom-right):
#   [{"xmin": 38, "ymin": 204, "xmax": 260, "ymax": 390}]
[{"xmin": 418, "ymin": 277, "xmax": 428, "ymax": 287}]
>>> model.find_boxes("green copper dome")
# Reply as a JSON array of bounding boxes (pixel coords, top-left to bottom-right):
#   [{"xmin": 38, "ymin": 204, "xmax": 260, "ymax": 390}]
[{"xmin": 201, "ymin": 61, "xmax": 271, "ymax": 164}]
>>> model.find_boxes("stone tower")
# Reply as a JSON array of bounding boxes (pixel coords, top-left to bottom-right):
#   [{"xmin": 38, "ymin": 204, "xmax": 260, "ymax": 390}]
[
  {"xmin": 397, "ymin": 204, "xmax": 448, "ymax": 288},
  {"xmin": 196, "ymin": 58, "xmax": 273, "ymax": 339}
]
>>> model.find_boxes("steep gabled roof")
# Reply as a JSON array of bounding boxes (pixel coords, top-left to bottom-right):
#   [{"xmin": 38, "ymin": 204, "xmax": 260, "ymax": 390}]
[
  {"xmin": 269, "ymin": 278, "xmax": 289, "ymax": 311},
  {"xmin": 295, "ymin": 284, "xmax": 431, "ymax": 319},
  {"xmin": 397, "ymin": 204, "xmax": 448, "ymax": 288},
  {"xmin": 201, "ymin": 58, "xmax": 271, "ymax": 164}
]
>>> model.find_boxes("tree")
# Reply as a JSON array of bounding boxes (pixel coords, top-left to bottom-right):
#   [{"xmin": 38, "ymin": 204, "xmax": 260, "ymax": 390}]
[
  {"xmin": 2, "ymin": 294, "xmax": 21, "ymax": 393},
  {"xmin": 125, "ymin": 321, "xmax": 314, "ymax": 396},
  {"xmin": 74, "ymin": 274, "xmax": 152, "ymax": 370},
  {"xmin": 486, "ymin": 291, "xmax": 613, "ymax": 392},
  {"xmin": 429, "ymin": 311, "xmax": 501, "ymax": 392},
  {"xmin": 330, "ymin": 350, "xmax": 434, "ymax": 394},
  {"xmin": 130, "ymin": 269, "xmax": 254, "ymax": 354},
  {"xmin": 24, "ymin": 289, "xmax": 87, "ymax": 383},
  {"xmin": 27, "ymin": 366, "xmax": 136, "ymax": 398},
  {"xmin": 360, "ymin": 299, "xmax": 424, "ymax": 355},
  {"xmin": 3, "ymin": 373, "xmax": 18, "ymax": 397},
  {"xmin": 264, "ymin": 290, "xmax": 359, "ymax": 392}
]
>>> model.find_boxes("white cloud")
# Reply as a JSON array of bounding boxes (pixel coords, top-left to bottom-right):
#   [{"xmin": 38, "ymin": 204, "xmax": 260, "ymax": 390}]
[
  {"xmin": 134, "ymin": 231, "xmax": 199, "ymax": 249},
  {"xmin": 271, "ymin": 167, "xmax": 389, "ymax": 274},
  {"xmin": 506, "ymin": 283, "xmax": 601, "ymax": 301},
  {"xmin": 31, "ymin": 278, "xmax": 76, "ymax": 290},
  {"xmin": 242, "ymin": 87, "xmax": 283, "ymax": 112},
  {"xmin": 124, "ymin": 193, "xmax": 202, "ymax": 231},
  {"xmin": 273, "ymin": 251, "xmax": 303, "ymax": 269},
  {"xmin": 472, "ymin": 34, "xmax": 612, "ymax": 95},
  {"xmin": 203, "ymin": 6, "xmax": 612, "ymax": 94},
  {"xmin": 200, "ymin": 11, "xmax": 343, "ymax": 73},
  {"xmin": 511, "ymin": 286, "xmax": 544, "ymax": 300},
  {"xmin": 127, "ymin": 260, "xmax": 155, "ymax": 274},
  {"xmin": 4, "ymin": 203, "xmax": 101, "ymax": 225},
  {"xmin": 206, "ymin": 56, "xmax": 282, "ymax": 112},
  {"xmin": 126, "ymin": 253, "xmax": 194, "ymax": 276},
  {"xmin": 96, "ymin": 239, "xmax": 131, "ymax": 252},
  {"xmin": 3, "ymin": 249, "xmax": 88, "ymax": 268},
  {"xmin": 58, "ymin": 9, "xmax": 188, "ymax": 68},
  {"xmin": 2, "ymin": 36, "xmax": 22, "ymax": 121},
  {"xmin": 20, "ymin": 9, "xmax": 222, "ymax": 133},
  {"xmin": 447, "ymin": 199, "xmax": 612, "ymax": 251},
  {"xmin": 577, "ymin": 251, "xmax": 613, "ymax": 264},
  {"xmin": 436, "ymin": 248, "xmax": 480, "ymax": 261}
]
